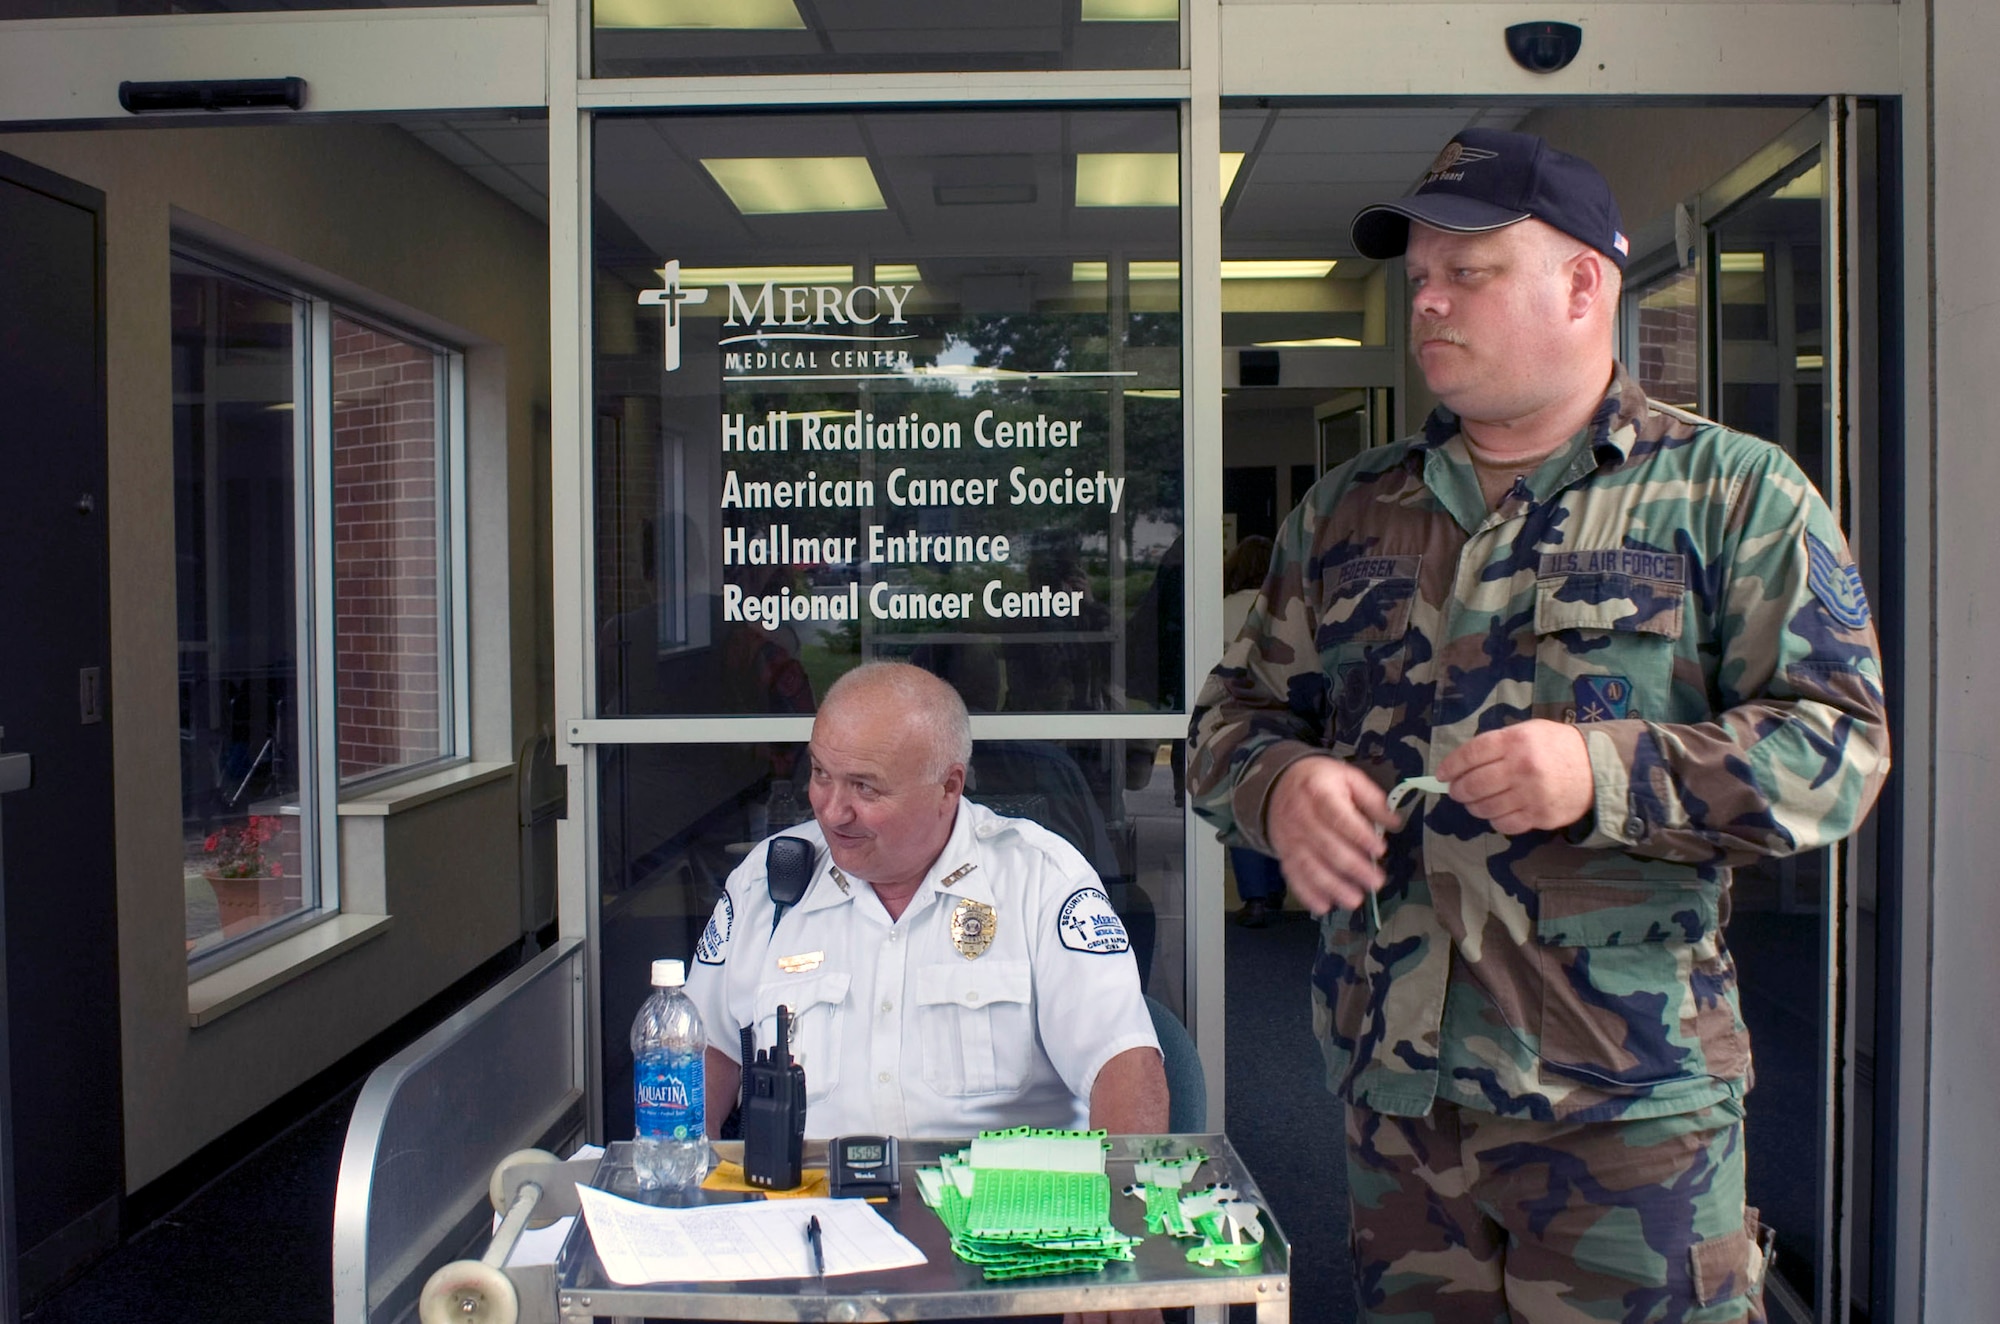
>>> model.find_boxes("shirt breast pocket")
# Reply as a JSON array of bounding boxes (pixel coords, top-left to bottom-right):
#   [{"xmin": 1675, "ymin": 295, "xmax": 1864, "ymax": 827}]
[
  {"xmin": 1318, "ymin": 566, "xmax": 1420, "ymax": 753},
  {"xmin": 754, "ymin": 971, "xmax": 850, "ymax": 1105},
  {"xmin": 1533, "ymin": 572, "xmax": 1684, "ymax": 723},
  {"xmin": 914, "ymin": 959, "xmax": 1035, "ymax": 1097}
]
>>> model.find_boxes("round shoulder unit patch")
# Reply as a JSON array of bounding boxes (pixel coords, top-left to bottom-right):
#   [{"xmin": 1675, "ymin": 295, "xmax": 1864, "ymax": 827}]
[
  {"xmin": 1057, "ymin": 886, "xmax": 1131, "ymax": 955},
  {"xmin": 694, "ymin": 893, "xmax": 734, "ymax": 965}
]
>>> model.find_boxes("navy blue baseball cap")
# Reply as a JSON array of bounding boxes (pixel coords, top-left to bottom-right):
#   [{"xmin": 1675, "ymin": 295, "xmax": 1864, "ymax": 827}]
[{"xmin": 1350, "ymin": 128, "xmax": 1629, "ymax": 269}]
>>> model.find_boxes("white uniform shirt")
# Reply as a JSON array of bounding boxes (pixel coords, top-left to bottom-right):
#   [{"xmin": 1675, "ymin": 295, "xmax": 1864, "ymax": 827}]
[{"xmin": 685, "ymin": 798, "xmax": 1160, "ymax": 1140}]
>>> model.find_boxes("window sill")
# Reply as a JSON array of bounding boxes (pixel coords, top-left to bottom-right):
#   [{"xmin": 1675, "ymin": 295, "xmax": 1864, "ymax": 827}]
[
  {"xmin": 188, "ymin": 912, "xmax": 393, "ymax": 1027},
  {"xmin": 337, "ymin": 760, "xmax": 513, "ymax": 817}
]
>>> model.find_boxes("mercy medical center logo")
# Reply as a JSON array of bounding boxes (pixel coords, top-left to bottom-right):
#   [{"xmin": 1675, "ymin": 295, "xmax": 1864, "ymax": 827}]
[{"xmin": 637, "ymin": 259, "xmax": 916, "ymax": 373}]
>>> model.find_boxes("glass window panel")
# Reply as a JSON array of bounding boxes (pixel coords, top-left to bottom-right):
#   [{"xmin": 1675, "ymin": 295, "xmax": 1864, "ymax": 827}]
[
  {"xmin": 594, "ymin": 108, "xmax": 1184, "ymax": 716},
  {"xmin": 596, "ymin": 736, "xmax": 1187, "ymax": 1141},
  {"xmin": 591, "ymin": 0, "xmax": 1178, "ymax": 80},
  {"xmin": 1707, "ymin": 146, "xmax": 1833, "ymax": 1306},
  {"xmin": 332, "ymin": 315, "xmax": 448, "ymax": 782},
  {"xmin": 1220, "ymin": 105, "xmax": 1402, "ymax": 351},
  {"xmin": 173, "ymin": 257, "xmax": 314, "ymax": 957},
  {"xmin": 0, "ymin": 0, "xmax": 526, "ymax": 13}
]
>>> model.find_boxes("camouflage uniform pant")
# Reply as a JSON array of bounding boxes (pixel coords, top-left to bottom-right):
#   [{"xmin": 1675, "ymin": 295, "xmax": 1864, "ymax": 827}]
[{"xmin": 1346, "ymin": 1100, "xmax": 1771, "ymax": 1323}]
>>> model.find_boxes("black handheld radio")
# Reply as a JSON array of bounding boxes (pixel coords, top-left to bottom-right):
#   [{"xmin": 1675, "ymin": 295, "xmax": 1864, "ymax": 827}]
[{"xmin": 742, "ymin": 1003, "xmax": 808, "ymax": 1189}]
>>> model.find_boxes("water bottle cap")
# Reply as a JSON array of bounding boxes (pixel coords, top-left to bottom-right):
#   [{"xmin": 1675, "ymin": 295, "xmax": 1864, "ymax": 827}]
[{"xmin": 651, "ymin": 958, "xmax": 686, "ymax": 987}]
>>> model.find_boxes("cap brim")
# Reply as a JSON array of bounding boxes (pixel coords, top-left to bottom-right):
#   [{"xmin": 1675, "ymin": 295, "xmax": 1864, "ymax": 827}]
[{"xmin": 1350, "ymin": 196, "xmax": 1533, "ymax": 259}]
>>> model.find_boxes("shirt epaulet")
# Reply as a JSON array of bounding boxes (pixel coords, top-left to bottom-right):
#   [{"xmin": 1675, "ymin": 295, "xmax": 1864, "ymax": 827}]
[{"xmin": 1648, "ymin": 399, "xmax": 1721, "ymax": 430}]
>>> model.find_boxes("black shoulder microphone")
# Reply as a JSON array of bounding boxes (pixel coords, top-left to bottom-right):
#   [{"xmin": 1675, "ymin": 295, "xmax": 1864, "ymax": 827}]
[{"xmin": 766, "ymin": 835, "xmax": 815, "ymax": 934}]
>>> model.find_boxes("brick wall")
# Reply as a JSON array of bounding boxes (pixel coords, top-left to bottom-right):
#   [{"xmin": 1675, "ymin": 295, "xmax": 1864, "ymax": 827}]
[
  {"xmin": 332, "ymin": 319, "xmax": 441, "ymax": 779},
  {"xmin": 1635, "ymin": 267, "xmax": 1700, "ymax": 410}
]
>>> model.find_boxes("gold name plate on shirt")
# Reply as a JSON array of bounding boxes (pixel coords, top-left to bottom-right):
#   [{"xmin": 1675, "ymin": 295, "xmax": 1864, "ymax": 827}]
[
  {"xmin": 951, "ymin": 899, "xmax": 996, "ymax": 960},
  {"xmin": 777, "ymin": 951, "xmax": 825, "ymax": 973}
]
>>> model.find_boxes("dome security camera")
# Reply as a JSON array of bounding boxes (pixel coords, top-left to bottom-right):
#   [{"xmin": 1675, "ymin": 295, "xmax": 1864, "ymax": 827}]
[{"xmin": 1505, "ymin": 21, "xmax": 1583, "ymax": 74}]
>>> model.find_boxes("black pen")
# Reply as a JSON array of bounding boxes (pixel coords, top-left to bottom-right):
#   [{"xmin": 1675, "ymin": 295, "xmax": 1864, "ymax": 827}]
[{"xmin": 806, "ymin": 1213, "xmax": 826, "ymax": 1278}]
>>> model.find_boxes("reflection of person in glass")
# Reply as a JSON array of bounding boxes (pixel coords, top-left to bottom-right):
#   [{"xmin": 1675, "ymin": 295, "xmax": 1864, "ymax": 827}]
[
  {"xmin": 1188, "ymin": 131, "xmax": 1888, "ymax": 1322},
  {"xmin": 686, "ymin": 662, "xmax": 1167, "ymax": 1146},
  {"xmin": 1218, "ymin": 536, "xmax": 1285, "ymax": 928}
]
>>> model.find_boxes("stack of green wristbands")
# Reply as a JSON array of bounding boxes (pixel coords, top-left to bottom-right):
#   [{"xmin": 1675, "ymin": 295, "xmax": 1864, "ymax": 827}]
[{"xmin": 914, "ymin": 1128, "xmax": 1141, "ymax": 1281}]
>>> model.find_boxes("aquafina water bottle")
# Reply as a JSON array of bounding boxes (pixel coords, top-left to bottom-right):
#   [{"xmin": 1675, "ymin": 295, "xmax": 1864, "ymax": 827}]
[{"xmin": 631, "ymin": 958, "xmax": 709, "ymax": 1189}]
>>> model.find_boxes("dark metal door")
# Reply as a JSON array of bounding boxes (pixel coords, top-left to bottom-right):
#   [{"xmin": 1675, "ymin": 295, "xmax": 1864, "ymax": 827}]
[{"xmin": 0, "ymin": 149, "xmax": 122, "ymax": 1305}]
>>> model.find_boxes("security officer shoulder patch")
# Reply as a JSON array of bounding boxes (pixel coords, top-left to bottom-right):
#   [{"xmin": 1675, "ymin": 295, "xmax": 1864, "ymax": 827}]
[
  {"xmin": 1058, "ymin": 887, "xmax": 1131, "ymax": 955},
  {"xmin": 695, "ymin": 893, "xmax": 734, "ymax": 965}
]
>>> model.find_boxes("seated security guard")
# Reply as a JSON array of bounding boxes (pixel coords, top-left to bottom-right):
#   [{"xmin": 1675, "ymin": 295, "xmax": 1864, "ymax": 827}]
[{"xmin": 687, "ymin": 661, "xmax": 1169, "ymax": 1140}]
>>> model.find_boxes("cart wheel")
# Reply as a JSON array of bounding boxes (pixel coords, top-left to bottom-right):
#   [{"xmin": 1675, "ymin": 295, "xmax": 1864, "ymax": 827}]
[
  {"xmin": 489, "ymin": 1147, "xmax": 562, "ymax": 1225},
  {"xmin": 417, "ymin": 1259, "xmax": 518, "ymax": 1324}
]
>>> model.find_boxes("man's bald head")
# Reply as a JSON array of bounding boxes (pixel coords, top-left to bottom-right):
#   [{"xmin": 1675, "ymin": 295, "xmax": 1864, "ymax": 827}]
[{"xmin": 820, "ymin": 662, "xmax": 972, "ymax": 782}]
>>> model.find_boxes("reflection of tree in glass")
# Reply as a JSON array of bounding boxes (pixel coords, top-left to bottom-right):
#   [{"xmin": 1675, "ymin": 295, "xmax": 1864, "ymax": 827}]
[{"xmin": 949, "ymin": 313, "xmax": 1109, "ymax": 373}]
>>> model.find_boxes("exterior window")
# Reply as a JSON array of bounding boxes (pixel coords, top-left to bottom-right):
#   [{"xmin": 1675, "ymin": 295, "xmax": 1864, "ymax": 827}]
[
  {"xmin": 592, "ymin": 1, "xmax": 1180, "ymax": 79},
  {"xmin": 174, "ymin": 252, "xmax": 465, "ymax": 966},
  {"xmin": 332, "ymin": 316, "xmax": 455, "ymax": 782}
]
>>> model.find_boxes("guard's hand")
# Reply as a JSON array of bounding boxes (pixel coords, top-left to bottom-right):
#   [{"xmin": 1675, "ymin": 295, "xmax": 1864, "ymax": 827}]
[
  {"xmin": 1265, "ymin": 757, "xmax": 1397, "ymax": 915},
  {"xmin": 1437, "ymin": 719, "xmax": 1594, "ymax": 835}
]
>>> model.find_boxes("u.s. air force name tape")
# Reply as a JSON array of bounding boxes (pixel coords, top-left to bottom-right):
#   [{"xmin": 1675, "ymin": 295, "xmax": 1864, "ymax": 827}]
[
  {"xmin": 695, "ymin": 893, "xmax": 734, "ymax": 965},
  {"xmin": 1057, "ymin": 887, "xmax": 1130, "ymax": 955}
]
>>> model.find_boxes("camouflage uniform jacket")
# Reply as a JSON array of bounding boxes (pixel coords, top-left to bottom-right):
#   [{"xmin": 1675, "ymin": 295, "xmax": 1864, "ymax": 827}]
[{"xmin": 1188, "ymin": 367, "xmax": 1890, "ymax": 1122}]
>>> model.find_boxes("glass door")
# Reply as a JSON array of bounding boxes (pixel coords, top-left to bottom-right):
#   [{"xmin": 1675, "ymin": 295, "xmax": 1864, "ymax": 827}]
[{"xmin": 1696, "ymin": 99, "xmax": 1881, "ymax": 1323}]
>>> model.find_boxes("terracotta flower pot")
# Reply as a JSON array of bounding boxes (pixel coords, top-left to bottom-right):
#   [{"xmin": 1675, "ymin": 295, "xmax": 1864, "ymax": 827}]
[{"xmin": 204, "ymin": 873, "xmax": 298, "ymax": 931}]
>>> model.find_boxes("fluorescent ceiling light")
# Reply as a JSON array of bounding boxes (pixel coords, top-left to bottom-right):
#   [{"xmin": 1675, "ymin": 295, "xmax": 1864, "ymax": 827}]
[
  {"xmin": 1795, "ymin": 353, "xmax": 1825, "ymax": 371},
  {"xmin": 1072, "ymin": 261, "xmax": 1181, "ymax": 282},
  {"xmin": 1124, "ymin": 388, "xmax": 1183, "ymax": 399},
  {"xmin": 701, "ymin": 158, "xmax": 887, "ymax": 215},
  {"xmin": 679, "ymin": 265, "xmax": 854, "ymax": 284},
  {"xmin": 1718, "ymin": 251, "xmax": 1766, "ymax": 274},
  {"xmin": 1076, "ymin": 154, "xmax": 1178, "ymax": 207},
  {"xmin": 1074, "ymin": 153, "xmax": 1247, "ymax": 207},
  {"xmin": 594, "ymin": 0, "xmax": 804, "ymax": 28},
  {"xmin": 1220, "ymin": 152, "xmax": 1245, "ymax": 198},
  {"xmin": 873, "ymin": 264, "xmax": 923, "ymax": 283},
  {"xmin": 1221, "ymin": 259, "xmax": 1337, "ymax": 280},
  {"xmin": 1081, "ymin": 0, "xmax": 1178, "ymax": 20},
  {"xmin": 1252, "ymin": 337, "xmax": 1362, "ymax": 348},
  {"xmin": 1773, "ymin": 162, "xmax": 1823, "ymax": 201}
]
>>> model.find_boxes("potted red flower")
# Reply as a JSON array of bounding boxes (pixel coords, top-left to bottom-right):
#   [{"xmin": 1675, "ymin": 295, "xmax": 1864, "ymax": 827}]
[{"xmin": 202, "ymin": 815, "xmax": 289, "ymax": 930}]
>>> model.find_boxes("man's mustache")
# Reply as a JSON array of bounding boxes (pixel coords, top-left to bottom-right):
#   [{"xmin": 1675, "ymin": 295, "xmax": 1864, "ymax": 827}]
[{"xmin": 1411, "ymin": 320, "xmax": 1467, "ymax": 347}]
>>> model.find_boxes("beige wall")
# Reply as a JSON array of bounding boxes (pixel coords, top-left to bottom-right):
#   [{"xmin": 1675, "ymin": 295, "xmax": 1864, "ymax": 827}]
[{"xmin": 0, "ymin": 122, "xmax": 550, "ymax": 1188}]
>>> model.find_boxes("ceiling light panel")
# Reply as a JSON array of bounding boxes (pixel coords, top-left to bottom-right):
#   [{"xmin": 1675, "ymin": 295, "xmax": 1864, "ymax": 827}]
[
  {"xmin": 594, "ymin": 0, "xmax": 804, "ymax": 28},
  {"xmin": 1221, "ymin": 260, "xmax": 1338, "ymax": 280},
  {"xmin": 1080, "ymin": 0, "xmax": 1179, "ymax": 20},
  {"xmin": 1073, "ymin": 261, "xmax": 1181, "ymax": 282},
  {"xmin": 1074, "ymin": 154, "xmax": 1245, "ymax": 208},
  {"xmin": 1075, "ymin": 154, "xmax": 1178, "ymax": 208},
  {"xmin": 678, "ymin": 265, "xmax": 855, "ymax": 284},
  {"xmin": 701, "ymin": 157, "xmax": 888, "ymax": 215},
  {"xmin": 1220, "ymin": 152, "xmax": 1246, "ymax": 198}
]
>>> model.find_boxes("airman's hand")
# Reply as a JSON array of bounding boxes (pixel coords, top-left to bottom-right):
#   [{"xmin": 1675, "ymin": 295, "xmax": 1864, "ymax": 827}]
[
  {"xmin": 1265, "ymin": 757, "xmax": 1398, "ymax": 915},
  {"xmin": 1437, "ymin": 719, "xmax": 1594, "ymax": 835}
]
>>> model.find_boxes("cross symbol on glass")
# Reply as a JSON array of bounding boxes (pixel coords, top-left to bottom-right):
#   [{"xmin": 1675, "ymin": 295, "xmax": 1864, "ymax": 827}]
[{"xmin": 636, "ymin": 260, "xmax": 711, "ymax": 372}]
